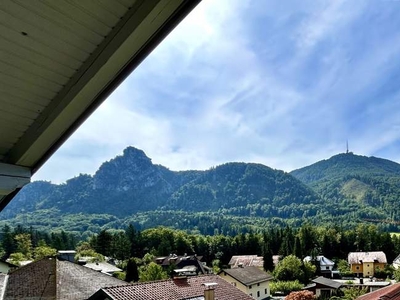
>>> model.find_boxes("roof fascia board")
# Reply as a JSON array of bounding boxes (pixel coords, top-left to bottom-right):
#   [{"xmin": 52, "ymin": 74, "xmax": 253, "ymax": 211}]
[
  {"xmin": 0, "ymin": 188, "xmax": 22, "ymax": 211},
  {"xmin": 0, "ymin": 162, "xmax": 31, "ymax": 178},
  {"xmin": 5, "ymin": 0, "xmax": 159, "ymax": 166},
  {"xmin": 0, "ymin": 162, "xmax": 30, "ymax": 197},
  {"xmin": 6, "ymin": 0, "xmax": 200, "ymax": 170},
  {"xmin": 0, "ymin": 176, "xmax": 30, "ymax": 196}
]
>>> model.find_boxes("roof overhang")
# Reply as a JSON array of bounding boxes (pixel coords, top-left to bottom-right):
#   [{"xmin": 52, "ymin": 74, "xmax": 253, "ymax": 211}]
[{"xmin": 0, "ymin": 0, "xmax": 201, "ymax": 210}]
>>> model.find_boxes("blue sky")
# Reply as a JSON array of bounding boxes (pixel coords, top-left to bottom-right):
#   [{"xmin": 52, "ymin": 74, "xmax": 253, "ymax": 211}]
[{"xmin": 34, "ymin": 0, "xmax": 400, "ymax": 183}]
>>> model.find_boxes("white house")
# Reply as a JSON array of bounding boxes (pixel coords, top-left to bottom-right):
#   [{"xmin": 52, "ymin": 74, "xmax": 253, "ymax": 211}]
[
  {"xmin": 393, "ymin": 254, "xmax": 400, "ymax": 269},
  {"xmin": 219, "ymin": 266, "xmax": 273, "ymax": 300},
  {"xmin": 304, "ymin": 255, "xmax": 335, "ymax": 277}
]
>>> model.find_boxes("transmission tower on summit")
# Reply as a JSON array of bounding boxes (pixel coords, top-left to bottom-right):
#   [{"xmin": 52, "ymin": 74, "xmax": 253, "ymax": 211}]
[{"xmin": 346, "ymin": 140, "xmax": 349, "ymax": 154}]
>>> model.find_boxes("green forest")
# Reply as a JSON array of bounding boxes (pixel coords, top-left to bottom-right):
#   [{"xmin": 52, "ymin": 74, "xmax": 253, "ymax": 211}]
[
  {"xmin": 2, "ymin": 222, "xmax": 400, "ymax": 298},
  {"xmin": 2, "ymin": 223, "xmax": 399, "ymax": 274},
  {"xmin": 3, "ymin": 149, "xmax": 400, "ymax": 237}
]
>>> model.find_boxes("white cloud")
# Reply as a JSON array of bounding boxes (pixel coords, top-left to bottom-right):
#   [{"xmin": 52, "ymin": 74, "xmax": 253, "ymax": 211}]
[{"xmin": 34, "ymin": 0, "xmax": 400, "ymax": 183}]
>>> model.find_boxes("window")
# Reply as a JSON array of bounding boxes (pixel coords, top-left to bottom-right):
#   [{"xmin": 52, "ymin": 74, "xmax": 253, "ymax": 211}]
[
  {"xmin": 249, "ymin": 285, "xmax": 252, "ymax": 289},
  {"xmin": 249, "ymin": 293, "xmax": 252, "ymax": 297},
  {"xmin": 367, "ymin": 264, "xmax": 370, "ymax": 267},
  {"xmin": 326, "ymin": 266, "xmax": 329, "ymax": 270},
  {"xmin": 257, "ymin": 283, "xmax": 260, "ymax": 286},
  {"xmin": 257, "ymin": 291, "xmax": 260, "ymax": 297},
  {"xmin": 356, "ymin": 266, "xmax": 359, "ymax": 270},
  {"xmin": 265, "ymin": 288, "xmax": 268, "ymax": 294}
]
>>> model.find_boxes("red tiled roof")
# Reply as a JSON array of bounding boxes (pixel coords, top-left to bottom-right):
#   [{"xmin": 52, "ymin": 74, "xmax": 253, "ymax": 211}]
[
  {"xmin": 357, "ymin": 283, "xmax": 400, "ymax": 300},
  {"xmin": 90, "ymin": 275, "xmax": 253, "ymax": 300}
]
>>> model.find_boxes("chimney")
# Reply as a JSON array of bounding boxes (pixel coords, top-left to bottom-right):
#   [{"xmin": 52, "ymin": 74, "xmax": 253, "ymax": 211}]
[{"xmin": 203, "ymin": 283, "xmax": 217, "ymax": 300}]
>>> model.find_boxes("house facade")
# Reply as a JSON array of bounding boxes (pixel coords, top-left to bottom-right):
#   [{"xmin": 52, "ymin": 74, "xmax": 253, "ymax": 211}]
[
  {"xmin": 348, "ymin": 251, "xmax": 387, "ymax": 277},
  {"xmin": 219, "ymin": 266, "xmax": 273, "ymax": 300}
]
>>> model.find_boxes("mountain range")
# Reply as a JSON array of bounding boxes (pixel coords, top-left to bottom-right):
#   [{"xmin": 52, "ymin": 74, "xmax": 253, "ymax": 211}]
[{"xmin": 1, "ymin": 147, "xmax": 400, "ymax": 236}]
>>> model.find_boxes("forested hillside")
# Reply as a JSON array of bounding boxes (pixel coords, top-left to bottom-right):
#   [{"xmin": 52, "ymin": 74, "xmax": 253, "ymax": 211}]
[
  {"xmin": 1, "ymin": 148, "xmax": 400, "ymax": 237},
  {"xmin": 291, "ymin": 152, "xmax": 400, "ymax": 223}
]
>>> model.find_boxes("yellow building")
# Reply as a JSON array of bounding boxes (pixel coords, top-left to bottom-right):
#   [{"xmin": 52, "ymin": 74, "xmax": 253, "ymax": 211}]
[
  {"xmin": 219, "ymin": 266, "xmax": 273, "ymax": 300},
  {"xmin": 348, "ymin": 251, "xmax": 387, "ymax": 277}
]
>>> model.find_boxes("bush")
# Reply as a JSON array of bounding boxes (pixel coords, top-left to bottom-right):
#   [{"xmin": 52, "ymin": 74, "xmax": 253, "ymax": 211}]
[
  {"xmin": 286, "ymin": 290, "xmax": 315, "ymax": 300},
  {"xmin": 270, "ymin": 280, "xmax": 304, "ymax": 295},
  {"xmin": 375, "ymin": 265, "xmax": 394, "ymax": 279},
  {"xmin": 113, "ymin": 271, "xmax": 126, "ymax": 280}
]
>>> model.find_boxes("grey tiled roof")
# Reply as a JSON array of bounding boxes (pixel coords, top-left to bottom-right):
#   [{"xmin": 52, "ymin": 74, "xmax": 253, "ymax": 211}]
[
  {"xmin": 83, "ymin": 261, "xmax": 122, "ymax": 274},
  {"xmin": 312, "ymin": 276, "xmax": 342, "ymax": 289},
  {"xmin": 5, "ymin": 258, "xmax": 56, "ymax": 300},
  {"xmin": 89, "ymin": 275, "xmax": 253, "ymax": 300},
  {"xmin": 57, "ymin": 260, "xmax": 124, "ymax": 299},
  {"xmin": 304, "ymin": 256, "xmax": 334, "ymax": 266},
  {"xmin": 4, "ymin": 258, "xmax": 124, "ymax": 300},
  {"xmin": 221, "ymin": 266, "xmax": 273, "ymax": 286},
  {"xmin": 228, "ymin": 255, "xmax": 264, "ymax": 268}
]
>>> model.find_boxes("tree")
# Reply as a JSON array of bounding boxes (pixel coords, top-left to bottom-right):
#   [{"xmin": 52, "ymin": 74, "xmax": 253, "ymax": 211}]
[
  {"xmin": 270, "ymin": 280, "xmax": 304, "ymax": 295},
  {"xmin": 212, "ymin": 259, "xmax": 221, "ymax": 274},
  {"xmin": 139, "ymin": 262, "xmax": 168, "ymax": 282},
  {"xmin": 76, "ymin": 241, "xmax": 92, "ymax": 252},
  {"xmin": 75, "ymin": 249, "xmax": 105, "ymax": 262},
  {"xmin": 337, "ymin": 259, "xmax": 353, "ymax": 277},
  {"xmin": 2, "ymin": 225, "xmax": 15, "ymax": 258},
  {"xmin": 142, "ymin": 253, "xmax": 155, "ymax": 265},
  {"xmin": 111, "ymin": 232, "xmax": 131, "ymax": 261},
  {"xmin": 393, "ymin": 267, "xmax": 400, "ymax": 281},
  {"xmin": 341, "ymin": 287, "xmax": 368, "ymax": 300},
  {"xmin": 286, "ymin": 290, "xmax": 315, "ymax": 300},
  {"xmin": 263, "ymin": 245, "xmax": 274, "ymax": 272},
  {"xmin": 273, "ymin": 255, "xmax": 305, "ymax": 282},
  {"xmin": 14, "ymin": 233, "xmax": 32, "ymax": 259},
  {"xmin": 293, "ymin": 236, "xmax": 302, "ymax": 258},
  {"xmin": 125, "ymin": 224, "xmax": 142, "ymax": 257},
  {"xmin": 125, "ymin": 258, "xmax": 139, "ymax": 282},
  {"xmin": 8, "ymin": 252, "xmax": 26, "ymax": 266},
  {"xmin": 302, "ymin": 262, "xmax": 316, "ymax": 284},
  {"xmin": 262, "ymin": 232, "xmax": 274, "ymax": 272},
  {"xmin": 33, "ymin": 240, "xmax": 57, "ymax": 260},
  {"xmin": 94, "ymin": 230, "xmax": 113, "ymax": 256}
]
